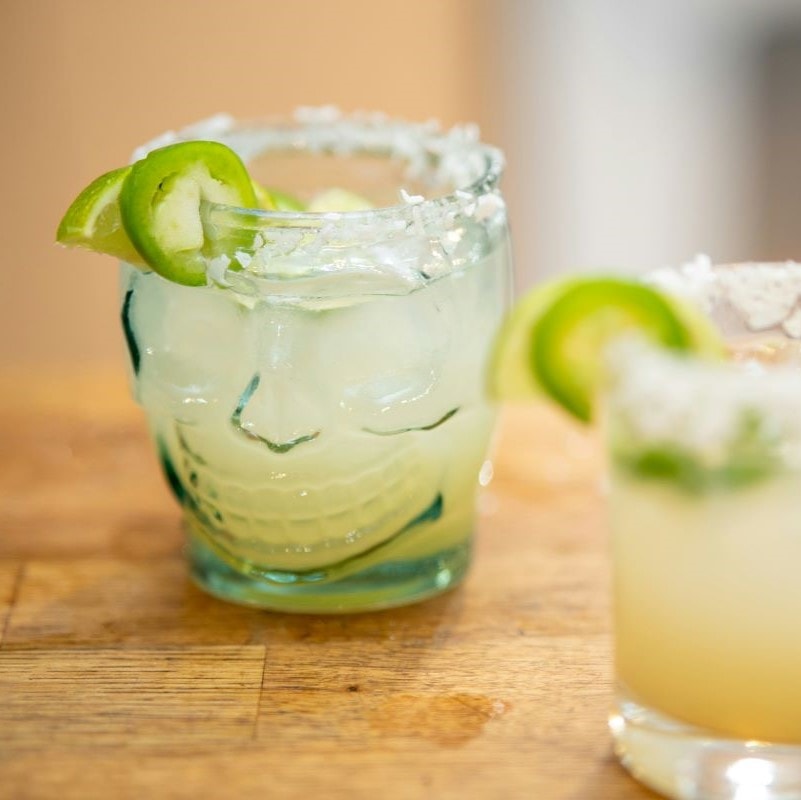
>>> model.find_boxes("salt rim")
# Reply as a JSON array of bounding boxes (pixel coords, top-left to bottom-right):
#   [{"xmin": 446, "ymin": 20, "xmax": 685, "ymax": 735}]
[
  {"xmin": 132, "ymin": 107, "xmax": 504, "ymax": 220},
  {"xmin": 131, "ymin": 108, "xmax": 507, "ymax": 290},
  {"xmin": 610, "ymin": 256, "xmax": 801, "ymax": 469},
  {"xmin": 607, "ymin": 339, "xmax": 801, "ymax": 471},
  {"xmin": 647, "ymin": 255, "xmax": 801, "ymax": 339}
]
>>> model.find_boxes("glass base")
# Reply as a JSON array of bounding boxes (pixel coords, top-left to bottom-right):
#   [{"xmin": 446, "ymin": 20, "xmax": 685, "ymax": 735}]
[
  {"xmin": 610, "ymin": 689, "xmax": 801, "ymax": 800},
  {"xmin": 188, "ymin": 534, "xmax": 471, "ymax": 613}
]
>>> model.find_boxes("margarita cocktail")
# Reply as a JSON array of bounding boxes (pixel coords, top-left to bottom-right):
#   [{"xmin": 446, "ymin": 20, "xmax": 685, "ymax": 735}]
[
  {"xmin": 607, "ymin": 260, "xmax": 801, "ymax": 799},
  {"xmin": 58, "ymin": 110, "xmax": 511, "ymax": 612},
  {"xmin": 488, "ymin": 257, "xmax": 801, "ymax": 799}
]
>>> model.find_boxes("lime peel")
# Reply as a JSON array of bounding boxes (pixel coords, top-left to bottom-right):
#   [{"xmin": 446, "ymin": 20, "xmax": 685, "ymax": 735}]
[
  {"xmin": 56, "ymin": 166, "xmax": 145, "ymax": 266},
  {"xmin": 252, "ymin": 182, "xmax": 306, "ymax": 212}
]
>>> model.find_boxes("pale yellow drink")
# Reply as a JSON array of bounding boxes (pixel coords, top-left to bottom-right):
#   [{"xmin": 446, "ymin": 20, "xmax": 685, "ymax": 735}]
[{"xmin": 612, "ymin": 470, "xmax": 801, "ymax": 742}]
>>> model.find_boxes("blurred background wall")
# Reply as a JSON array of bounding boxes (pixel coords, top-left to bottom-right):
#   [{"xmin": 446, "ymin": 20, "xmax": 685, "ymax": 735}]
[
  {"xmin": 3, "ymin": 0, "xmax": 801, "ymax": 369},
  {"xmin": 492, "ymin": 0, "xmax": 801, "ymax": 282}
]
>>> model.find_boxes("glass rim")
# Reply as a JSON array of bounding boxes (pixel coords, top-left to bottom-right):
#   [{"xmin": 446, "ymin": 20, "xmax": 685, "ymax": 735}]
[
  {"xmin": 607, "ymin": 259, "xmax": 801, "ymax": 473},
  {"xmin": 645, "ymin": 256, "xmax": 801, "ymax": 342},
  {"xmin": 605, "ymin": 337, "xmax": 801, "ymax": 476},
  {"xmin": 624, "ymin": 257, "xmax": 801, "ymax": 383},
  {"xmin": 133, "ymin": 108, "xmax": 505, "ymax": 227},
  {"xmin": 128, "ymin": 109, "xmax": 509, "ymax": 294}
]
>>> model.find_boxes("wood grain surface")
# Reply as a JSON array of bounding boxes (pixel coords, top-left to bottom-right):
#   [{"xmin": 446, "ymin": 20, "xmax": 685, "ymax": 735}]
[{"xmin": 0, "ymin": 370, "xmax": 659, "ymax": 800}]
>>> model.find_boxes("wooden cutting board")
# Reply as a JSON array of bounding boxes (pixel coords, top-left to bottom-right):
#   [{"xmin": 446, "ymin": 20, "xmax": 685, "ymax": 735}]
[{"xmin": 0, "ymin": 370, "xmax": 658, "ymax": 799}]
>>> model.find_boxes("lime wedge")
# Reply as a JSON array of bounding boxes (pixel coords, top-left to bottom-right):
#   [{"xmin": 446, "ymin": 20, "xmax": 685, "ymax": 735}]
[
  {"xmin": 119, "ymin": 141, "xmax": 257, "ymax": 286},
  {"xmin": 252, "ymin": 181, "xmax": 276, "ymax": 210},
  {"xmin": 487, "ymin": 277, "xmax": 582, "ymax": 400},
  {"xmin": 56, "ymin": 166, "xmax": 145, "ymax": 265},
  {"xmin": 488, "ymin": 276, "xmax": 724, "ymax": 422},
  {"xmin": 307, "ymin": 188, "xmax": 373, "ymax": 212},
  {"xmin": 253, "ymin": 182, "xmax": 306, "ymax": 212},
  {"xmin": 270, "ymin": 188, "xmax": 306, "ymax": 212}
]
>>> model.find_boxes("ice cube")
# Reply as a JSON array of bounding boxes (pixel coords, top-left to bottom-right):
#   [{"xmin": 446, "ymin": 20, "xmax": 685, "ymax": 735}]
[{"xmin": 132, "ymin": 275, "xmax": 252, "ymax": 423}]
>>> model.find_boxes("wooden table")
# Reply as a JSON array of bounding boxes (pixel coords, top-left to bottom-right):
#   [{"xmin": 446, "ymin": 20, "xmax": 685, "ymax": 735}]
[{"xmin": 0, "ymin": 371, "xmax": 658, "ymax": 799}]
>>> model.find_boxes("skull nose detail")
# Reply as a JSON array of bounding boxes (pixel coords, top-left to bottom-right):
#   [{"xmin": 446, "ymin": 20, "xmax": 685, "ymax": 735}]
[{"xmin": 231, "ymin": 373, "xmax": 321, "ymax": 454}]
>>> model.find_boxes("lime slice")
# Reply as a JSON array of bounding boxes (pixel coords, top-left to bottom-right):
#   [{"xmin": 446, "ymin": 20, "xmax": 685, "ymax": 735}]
[
  {"xmin": 119, "ymin": 141, "xmax": 257, "ymax": 286},
  {"xmin": 270, "ymin": 188, "xmax": 306, "ymax": 212},
  {"xmin": 487, "ymin": 277, "xmax": 583, "ymax": 400},
  {"xmin": 253, "ymin": 182, "xmax": 306, "ymax": 212},
  {"xmin": 489, "ymin": 276, "xmax": 724, "ymax": 422},
  {"xmin": 307, "ymin": 188, "xmax": 373, "ymax": 212},
  {"xmin": 662, "ymin": 292, "xmax": 726, "ymax": 358},
  {"xmin": 56, "ymin": 166, "xmax": 145, "ymax": 266}
]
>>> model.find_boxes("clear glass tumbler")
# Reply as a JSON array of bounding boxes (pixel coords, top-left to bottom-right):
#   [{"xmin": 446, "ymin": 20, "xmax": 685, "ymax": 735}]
[
  {"xmin": 607, "ymin": 260, "xmax": 801, "ymax": 798},
  {"xmin": 120, "ymin": 111, "xmax": 511, "ymax": 612}
]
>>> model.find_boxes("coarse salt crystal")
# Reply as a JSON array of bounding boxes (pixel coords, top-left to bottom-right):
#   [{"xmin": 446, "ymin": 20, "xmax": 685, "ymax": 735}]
[
  {"xmin": 473, "ymin": 193, "xmax": 505, "ymax": 221},
  {"xmin": 207, "ymin": 254, "xmax": 231, "ymax": 286},
  {"xmin": 234, "ymin": 251, "xmax": 252, "ymax": 269},
  {"xmin": 294, "ymin": 105, "xmax": 341, "ymax": 124},
  {"xmin": 721, "ymin": 265, "xmax": 801, "ymax": 331},
  {"xmin": 399, "ymin": 188, "xmax": 424, "ymax": 205}
]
